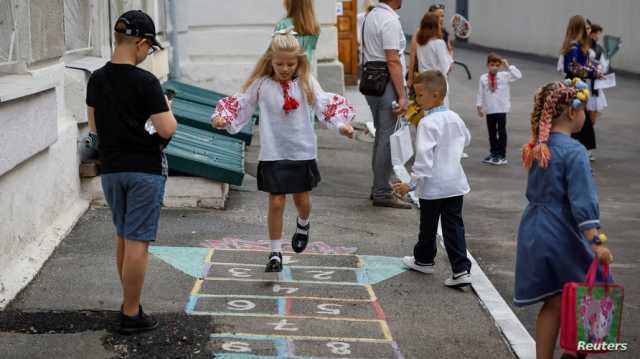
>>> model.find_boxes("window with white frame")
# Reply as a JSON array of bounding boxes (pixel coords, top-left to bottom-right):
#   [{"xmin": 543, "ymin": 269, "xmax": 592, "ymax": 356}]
[
  {"xmin": 0, "ymin": 0, "xmax": 17, "ymax": 66},
  {"xmin": 64, "ymin": 0, "xmax": 96, "ymax": 54}
]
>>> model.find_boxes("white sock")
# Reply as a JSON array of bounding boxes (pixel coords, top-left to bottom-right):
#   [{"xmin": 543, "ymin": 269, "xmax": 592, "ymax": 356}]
[
  {"xmin": 270, "ymin": 239, "xmax": 283, "ymax": 253},
  {"xmin": 296, "ymin": 217, "xmax": 310, "ymax": 235}
]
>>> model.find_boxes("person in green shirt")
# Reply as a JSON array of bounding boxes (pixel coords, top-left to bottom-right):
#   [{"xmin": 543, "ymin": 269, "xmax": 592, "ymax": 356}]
[{"xmin": 275, "ymin": 0, "xmax": 321, "ymax": 76}]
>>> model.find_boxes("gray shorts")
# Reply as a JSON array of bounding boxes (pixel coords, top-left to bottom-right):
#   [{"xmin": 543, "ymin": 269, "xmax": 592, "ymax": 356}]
[{"xmin": 101, "ymin": 172, "xmax": 166, "ymax": 241}]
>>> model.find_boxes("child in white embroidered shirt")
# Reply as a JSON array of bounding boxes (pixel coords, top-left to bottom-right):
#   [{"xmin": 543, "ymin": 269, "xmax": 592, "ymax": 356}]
[
  {"xmin": 212, "ymin": 32, "xmax": 355, "ymax": 272},
  {"xmin": 394, "ymin": 70, "xmax": 473, "ymax": 288},
  {"xmin": 476, "ymin": 53, "xmax": 522, "ymax": 165}
]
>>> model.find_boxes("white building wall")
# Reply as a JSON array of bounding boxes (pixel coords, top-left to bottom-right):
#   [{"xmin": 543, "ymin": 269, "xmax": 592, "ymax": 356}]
[
  {"xmin": 467, "ymin": 0, "xmax": 639, "ymax": 73},
  {"xmin": 0, "ymin": 0, "xmax": 169, "ymax": 309},
  {"xmin": 177, "ymin": 0, "xmax": 343, "ymax": 95},
  {"xmin": 398, "ymin": 1, "xmax": 638, "ymax": 74}
]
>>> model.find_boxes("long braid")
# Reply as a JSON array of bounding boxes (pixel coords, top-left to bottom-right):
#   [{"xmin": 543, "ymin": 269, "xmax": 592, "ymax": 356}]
[{"xmin": 522, "ymin": 82, "xmax": 578, "ymax": 169}]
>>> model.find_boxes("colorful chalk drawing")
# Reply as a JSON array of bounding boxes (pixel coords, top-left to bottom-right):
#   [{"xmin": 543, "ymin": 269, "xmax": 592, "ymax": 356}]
[
  {"xmin": 202, "ymin": 237, "xmax": 358, "ymax": 256},
  {"xmin": 150, "ymin": 241, "xmax": 408, "ymax": 358}
]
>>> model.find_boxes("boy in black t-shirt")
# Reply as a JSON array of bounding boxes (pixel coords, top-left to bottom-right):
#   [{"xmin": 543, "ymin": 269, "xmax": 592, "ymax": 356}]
[{"xmin": 86, "ymin": 10, "xmax": 177, "ymax": 334}]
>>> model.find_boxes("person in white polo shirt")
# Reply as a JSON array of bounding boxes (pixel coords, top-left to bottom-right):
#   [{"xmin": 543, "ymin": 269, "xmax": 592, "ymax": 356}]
[{"xmin": 361, "ymin": 0, "xmax": 410, "ymax": 209}]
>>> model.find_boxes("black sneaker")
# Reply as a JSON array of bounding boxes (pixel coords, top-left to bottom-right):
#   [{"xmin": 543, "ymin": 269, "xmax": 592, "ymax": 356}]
[
  {"xmin": 265, "ymin": 252, "xmax": 283, "ymax": 272},
  {"xmin": 119, "ymin": 305, "xmax": 158, "ymax": 334},
  {"xmin": 482, "ymin": 154, "xmax": 494, "ymax": 164},
  {"xmin": 291, "ymin": 218, "xmax": 310, "ymax": 253}
]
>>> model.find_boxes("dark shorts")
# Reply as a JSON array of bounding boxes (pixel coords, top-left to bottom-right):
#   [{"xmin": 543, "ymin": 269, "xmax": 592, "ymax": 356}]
[
  {"xmin": 257, "ymin": 160, "xmax": 321, "ymax": 194},
  {"xmin": 101, "ymin": 172, "xmax": 166, "ymax": 241}
]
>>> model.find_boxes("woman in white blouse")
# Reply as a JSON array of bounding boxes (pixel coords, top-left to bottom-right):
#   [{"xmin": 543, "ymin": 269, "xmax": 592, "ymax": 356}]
[{"xmin": 408, "ymin": 12, "xmax": 453, "ymax": 107}]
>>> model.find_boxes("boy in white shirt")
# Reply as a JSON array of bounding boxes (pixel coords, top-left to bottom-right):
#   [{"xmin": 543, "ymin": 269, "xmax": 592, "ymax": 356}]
[
  {"xmin": 476, "ymin": 53, "xmax": 522, "ymax": 165},
  {"xmin": 394, "ymin": 70, "xmax": 473, "ymax": 288}
]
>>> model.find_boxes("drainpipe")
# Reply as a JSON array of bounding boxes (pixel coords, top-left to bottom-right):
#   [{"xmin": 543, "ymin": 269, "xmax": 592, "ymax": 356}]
[{"xmin": 167, "ymin": 0, "xmax": 181, "ymax": 79}]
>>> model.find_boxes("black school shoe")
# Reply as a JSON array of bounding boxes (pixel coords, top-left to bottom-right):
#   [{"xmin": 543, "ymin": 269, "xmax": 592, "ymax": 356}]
[
  {"xmin": 265, "ymin": 252, "xmax": 283, "ymax": 272},
  {"xmin": 119, "ymin": 305, "xmax": 158, "ymax": 334},
  {"xmin": 291, "ymin": 218, "xmax": 310, "ymax": 253}
]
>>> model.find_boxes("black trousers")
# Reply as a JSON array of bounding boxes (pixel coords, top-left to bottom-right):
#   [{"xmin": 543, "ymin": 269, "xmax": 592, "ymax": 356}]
[
  {"xmin": 572, "ymin": 109, "xmax": 596, "ymax": 150},
  {"xmin": 415, "ymin": 196, "xmax": 472, "ymax": 274},
  {"xmin": 486, "ymin": 113, "xmax": 507, "ymax": 157}
]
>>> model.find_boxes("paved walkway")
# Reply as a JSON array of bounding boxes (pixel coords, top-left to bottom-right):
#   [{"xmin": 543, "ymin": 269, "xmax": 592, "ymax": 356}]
[{"xmin": 2, "ymin": 46, "xmax": 638, "ymax": 358}]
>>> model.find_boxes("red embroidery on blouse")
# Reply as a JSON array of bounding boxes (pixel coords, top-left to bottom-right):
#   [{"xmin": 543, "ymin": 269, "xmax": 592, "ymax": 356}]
[
  {"xmin": 488, "ymin": 73, "xmax": 498, "ymax": 93},
  {"xmin": 215, "ymin": 96, "xmax": 240, "ymax": 125},
  {"xmin": 280, "ymin": 81, "xmax": 300, "ymax": 114},
  {"xmin": 322, "ymin": 95, "xmax": 354, "ymax": 122}
]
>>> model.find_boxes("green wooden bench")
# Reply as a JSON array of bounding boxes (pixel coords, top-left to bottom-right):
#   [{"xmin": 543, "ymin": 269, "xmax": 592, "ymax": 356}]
[
  {"xmin": 165, "ymin": 124, "xmax": 245, "ymax": 185},
  {"xmin": 163, "ymin": 80, "xmax": 257, "ymax": 145}
]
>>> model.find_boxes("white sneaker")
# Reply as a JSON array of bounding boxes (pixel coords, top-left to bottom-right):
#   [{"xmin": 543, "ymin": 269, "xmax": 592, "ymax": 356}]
[
  {"xmin": 402, "ymin": 256, "xmax": 435, "ymax": 274},
  {"xmin": 444, "ymin": 271, "xmax": 472, "ymax": 288}
]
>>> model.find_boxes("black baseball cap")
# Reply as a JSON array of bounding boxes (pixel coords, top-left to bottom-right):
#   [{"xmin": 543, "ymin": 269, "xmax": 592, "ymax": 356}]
[{"xmin": 114, "ymin": 10, "xmax": 163, "ymax": 50}]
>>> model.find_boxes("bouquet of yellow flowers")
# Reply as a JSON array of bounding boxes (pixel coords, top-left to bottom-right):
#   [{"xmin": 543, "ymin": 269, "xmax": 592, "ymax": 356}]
[{"xmin": 406, "ymin": 101, "xmax": 425, "ymax": 127}]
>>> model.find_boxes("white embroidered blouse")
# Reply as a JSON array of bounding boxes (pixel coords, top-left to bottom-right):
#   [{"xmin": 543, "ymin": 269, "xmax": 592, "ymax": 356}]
[{"xmin": 212, "ymin": 76, "xmax": 355, "ymax": 161}]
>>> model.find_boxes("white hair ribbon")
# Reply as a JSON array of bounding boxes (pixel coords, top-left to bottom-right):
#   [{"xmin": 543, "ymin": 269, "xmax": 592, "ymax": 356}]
[{"xmin": 272, "ymin": 28, "xmax": 298, "ymax": 37}]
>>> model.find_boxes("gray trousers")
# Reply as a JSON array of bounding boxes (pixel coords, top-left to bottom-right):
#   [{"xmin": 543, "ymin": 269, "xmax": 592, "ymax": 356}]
[{"xmin": 365, "ymin": 82, "xmax": 398, "ymax": 199}]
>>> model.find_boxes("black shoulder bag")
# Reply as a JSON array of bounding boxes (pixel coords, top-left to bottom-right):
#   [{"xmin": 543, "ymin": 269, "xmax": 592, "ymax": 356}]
[{"xmin": 359, "ymin": 9, "xmax": 390, "ymax": 97}]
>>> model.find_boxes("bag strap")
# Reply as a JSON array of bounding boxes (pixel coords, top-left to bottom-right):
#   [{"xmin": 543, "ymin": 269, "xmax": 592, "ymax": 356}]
[
  {"xmin": 586, "ymin": 258, "xmax": 611, "ymax": 295},
  {"xmin": 360, "ymin": 10, "xmax": 369, "ymax": 66}
]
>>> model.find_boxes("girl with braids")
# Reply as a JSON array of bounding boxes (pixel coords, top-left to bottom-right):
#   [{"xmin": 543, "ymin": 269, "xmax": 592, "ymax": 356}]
[
  {"xmin": 212, "ymin": 33, "xmax": 354, "ymax": 272},
  {"xmin": 514, "ymin": 79, "xmax": 613, "ymax": 359}
]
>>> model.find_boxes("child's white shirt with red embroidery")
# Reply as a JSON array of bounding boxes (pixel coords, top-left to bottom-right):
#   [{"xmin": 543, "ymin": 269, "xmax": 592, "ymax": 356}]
[{"xmin": 213, "ymin": 76, "xmax": 355, "ymax": 161}]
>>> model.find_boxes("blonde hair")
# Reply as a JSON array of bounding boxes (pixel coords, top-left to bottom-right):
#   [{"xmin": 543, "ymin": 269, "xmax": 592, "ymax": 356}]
[
  {"xmin": 285, "ymin": 0, "xmax": 320, "ymax": 36},
  {"xmin": 414, "ymin": 70, "xmax": 447, "ymax": 98},
  {"xmin": 242, "ymin": 33, "xmax": 315, "ymax": 105},
  {"xmin": 522, "ymin": 82, "xmax": 582, "ymax": 169},
  {"xmin": 561, "ymin": 15, "xmax": 590, "ymax": 55}
]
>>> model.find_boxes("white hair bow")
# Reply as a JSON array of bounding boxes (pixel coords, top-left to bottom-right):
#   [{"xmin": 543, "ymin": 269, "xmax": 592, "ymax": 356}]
[{"xmin": 273, "ymin": 28, "xmax": 298, "ymax": 37}]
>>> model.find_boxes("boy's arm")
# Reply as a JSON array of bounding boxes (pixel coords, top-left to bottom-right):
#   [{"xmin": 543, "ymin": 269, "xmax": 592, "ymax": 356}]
[
  {"xmin": 476, "ymin": 77, "xmax": 485, "ymax": 117},
  {"xmin": 144, "ymin": 76, "xmax": 177, "ymax": 140},
  {"xmin": 504, "ymin": 61, "xmax": 522, "ymax": 82},
  {"xmin": 87, "ymin": 106, "xmax": 96, "ymax": 133},
  {"xmin": 412, "ymin": 122, "xmax": 438, "ymax": 180}
]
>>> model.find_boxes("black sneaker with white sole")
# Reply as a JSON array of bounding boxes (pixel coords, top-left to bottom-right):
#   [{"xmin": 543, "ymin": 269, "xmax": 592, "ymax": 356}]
[
  {"xmin": 119, "ymin": 305, "xmax": 159, "ymax": 334},
  {"xmin": 291, "ymin": 218, "xmax": 310, "ymax": 253},
  {"xmin": 494, "ymin": 156, "xmax": 508, "ymax": 165},
  {"xmin": 265, "ymin": 252, "xmax": 283, "ymax": 272},
  {"xmin": 482, "ymin": 154, "xmax": 494, "ymax": 164},
  {"xmin": 444, "ymin": 271, "xmax": 472, "ymax": 288}
]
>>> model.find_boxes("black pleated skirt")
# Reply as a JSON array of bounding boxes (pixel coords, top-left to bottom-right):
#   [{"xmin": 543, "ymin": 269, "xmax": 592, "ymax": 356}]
[{"xmin": 257, "ymin": 160, "xmax": 321, "ymax": 194}]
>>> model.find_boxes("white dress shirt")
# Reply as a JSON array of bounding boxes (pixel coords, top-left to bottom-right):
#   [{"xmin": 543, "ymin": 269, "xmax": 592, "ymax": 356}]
[
  {"xmin": 361, "ymin": 3, "xmax": 406, "ymax": 78},
  {"xmin": 476, "ymin": 65, "xmax": 522, "ymax": 115},
  {"xmin": 213, "ymin": 76, "xmax": 354, "ymax": 161},
  {"xmin": 412, "ymin": 106, "xmax": 471, "ymax": 200}
]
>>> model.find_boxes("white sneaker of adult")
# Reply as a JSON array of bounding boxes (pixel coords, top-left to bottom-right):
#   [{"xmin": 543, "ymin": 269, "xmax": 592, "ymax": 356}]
[{"xmin": 402, "ymin": 256, "xmax": 435, "ymax": 274}]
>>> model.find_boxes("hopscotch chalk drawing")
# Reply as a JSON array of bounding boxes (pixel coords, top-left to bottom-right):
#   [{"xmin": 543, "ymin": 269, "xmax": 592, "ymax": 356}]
[{"xmin": 150, "ymin": 240, "xmax": 408, "ymax": 358}]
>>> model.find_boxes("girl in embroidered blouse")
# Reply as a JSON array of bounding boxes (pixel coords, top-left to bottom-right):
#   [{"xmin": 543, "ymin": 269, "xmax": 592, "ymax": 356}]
[
  {"xmin": 515, "ymin": 79, "xmax": 613, "ymax": 359},
  {"xmin": 212, "ymin": 33, "xmax": 355, "ymax": 273}
]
